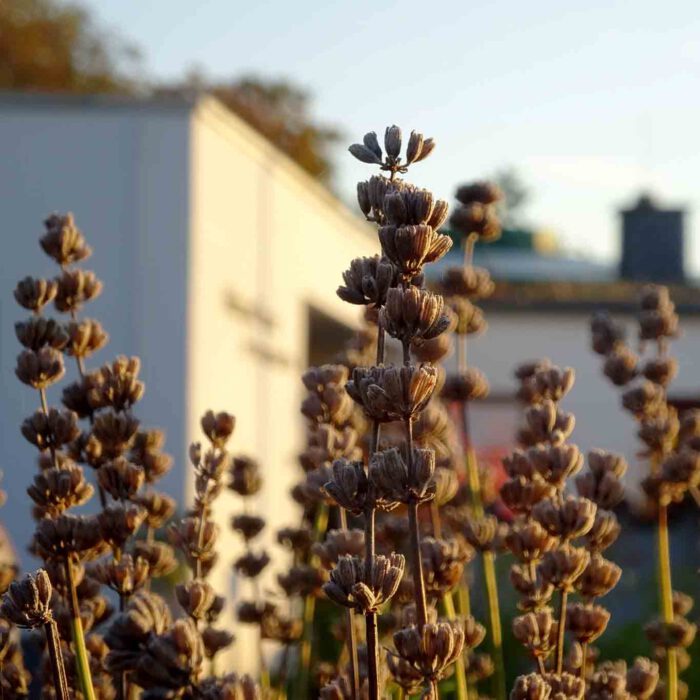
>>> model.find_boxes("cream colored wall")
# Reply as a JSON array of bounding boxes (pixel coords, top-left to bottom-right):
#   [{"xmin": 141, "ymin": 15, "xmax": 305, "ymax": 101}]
[{"xmin": 187, "ymin": 98, "xmax": 377, "ymax": 668}]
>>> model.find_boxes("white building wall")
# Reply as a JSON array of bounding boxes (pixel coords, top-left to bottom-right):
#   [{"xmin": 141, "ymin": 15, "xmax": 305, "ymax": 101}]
[
  {"xmin": 0, "ymin": 95, "xmax": 376, "ymax": 585},
  {"xmin": 0, "ymin": 95, "xmax": 192, "ymax": 558},
  {"xmin": 186, "ymin": 99, "xmax": 376, "ymax": 666}
]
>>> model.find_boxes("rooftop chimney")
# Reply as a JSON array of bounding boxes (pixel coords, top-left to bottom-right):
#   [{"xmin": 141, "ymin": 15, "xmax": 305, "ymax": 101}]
[{"xmin": 620, "ymin": 193, "xmax": 685, "ymax": 283}]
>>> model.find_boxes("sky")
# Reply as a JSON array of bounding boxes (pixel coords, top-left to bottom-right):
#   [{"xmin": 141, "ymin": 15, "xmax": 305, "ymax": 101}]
[{"xmin": 83, "ymin": 0, "xmax": 700, "ymax": 273}]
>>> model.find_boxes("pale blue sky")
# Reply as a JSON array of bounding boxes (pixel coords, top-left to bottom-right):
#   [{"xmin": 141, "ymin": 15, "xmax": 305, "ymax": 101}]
[{"xmin": 85, "ymin": 0, "xmax": 700, "ymax": 273}]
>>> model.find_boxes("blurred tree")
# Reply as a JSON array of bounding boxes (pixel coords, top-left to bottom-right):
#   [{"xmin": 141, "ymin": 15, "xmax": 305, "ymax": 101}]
[
  {"xmin": 169, "ymin": 72, "xmax": 341, "ymax": 183},
  {"xmin": 0, "ymin": 1, "xmax": 340, "ymax": 183},
  {"xmin": 493, "ymin": 167, "xmax": 529, "ymax": 228},
  {"xmin": 0, "ymin": 0, "xmax": 140, "ymax": 92}
]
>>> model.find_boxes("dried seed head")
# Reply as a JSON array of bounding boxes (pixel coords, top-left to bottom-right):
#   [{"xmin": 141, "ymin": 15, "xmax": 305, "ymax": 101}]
[
  {"xmin": 130, "ymin": 430, "xmax": 173, "ymax": 484},
  {"xmin": 15, "ymin": 316, "xmax": 68, "ymax": 352},
  {"xmin": 524, "ymin": 401, "xmax": 575, "ymax": 446},
  {"xmin": 201, "ymin": 626, "xmax": 235, "ymax": 660},
  {"xmin": 575, "ymin": 553, "xmax": 621, "ymax": 599},
  {"xmin": 133, "ymin": 618, "xmax": 204, "ymax": 692},
  {"xmin": 510, "ymin": 564, "xmax": 555, "ymax": 611},
  {"xmin": 90, "ymin": 554, "xmax": 149, "ymax": 597},
  {"xmin": 54, "ymin": 268, "xmax": 102, "ymax": 313},
  {"xmin": 233, "ymin": 551, "xmax": 270, "ymax": 579},
  {"xmin": 642, "ymin": 357, "xmax": 678, "ymax": 387},
  {"xmin": 673, "ymin": 591, "xmax": 694, "ymax": 617},
  {"xmin": 337, "ymin": 255, "xmax": 395, "ymax": 307},
  {"xmin": 448, "ymin": 297, "xmax": 487, "ymax": 336},
  {"xmin": 98, "ymin": 457, "xmax": 145, "ymax": 500},
  {"xmin": 626, "ymin": 657, "xmax": 659, "ymax": 699},
  {"xmin": 200, "ymin": 410, "xmax": 236, "ymax": 448},
  {"xmin": 21, "ymin": 407, "xmax": 79, "ymax": 451},
  {"xmin": 566, "ymin": 602, "xmax": 610, "ymax": 644},
  {"xmin": 439, "ymin": 265, "xmax": 495, "ymax": 300},
  {"xmin": 533, "ymin": 495, "xmax": 596, "ymax": 540},
  {"xmin": 543, "ymin": 672, "xmax": 585, "ymax": 699},
  {"xmin": 512, "ymin": 607, "xmax": 557, "ymax": 658},
  {"xmin": 455, "ymin": 182, "xmax": 503, "ymax": 206},
  {"xmin": 393, "ymin": 619, "xmax": 465, "ymax": 682},
  {"xmin": 510, "ymin": 673, "xmax": 552, "ymax": 700},
  {"xmin": 533, "ymin": 366, "xmax": 576, "ymax": 402},
  {"xmin": 411, "ymin": 332, "xmax": 453, "ymax": 363},
  {"xmin": 431, "ymin": 467, "xmax": 459, "ymax": 507},
  {"xmin": 455, "ymin": 514, "xmax": 504, "ymax": 552},
  {"xmin": 231, "ymin": 514, "xmax": 266, "ymax": 542},
  {"xmin": 528, "ymin": 443, "xmax": 584, "ymax": 488},
  {"xmin": 346, "ymin": 364, "xmax": 437, "ymax": 422},
  {"xmin": 323, "ymin": 553, "xmax": 405, "ymax": 613},
  {"xmin": 644, "ymin": 616, "xmax": 697, "ymax": 649},
  {"xmin": 450, "ymin": 200, "xmax": 501, "ymax": 241},
  {"xmin": 91, "ymin": 410, "xmax": 140, "ymax": 459},
  {"xmin": 98, "ymin": 504, "xmax": 146, "ymax": 551},
  {"xmin": 441, "ymin": 368, "xmax": 490, "ymax": 402},
  {"xmin": 175, "ymin": 579, "xmax": 217, "ymax": 620},
  {"xmin": 378, "ymin": 224, "xmax": 452, "ymax": 277},
  {"xmin": 381, "ymin": 286, "xmax": 452, "ymax": 346},
  {"xmin": 638, "ymin": 407, "xmax": 679, "ymax": 453},
  {"xmin": 136, "ymin": 490, "xmax": 176, "ymax": 529},
  {"xmin": 505, "ymin": 521, "xmax": 557, "ymax": 562},
  {"xmin": 420, "ymin": 537, "xmax": 473, "ymax": 596},
  {"xmin": 603, "ymin": 346, "xmax": 638, "ymax": 386},
  {"xmin": 15, "ymin": 347, "xmax": 64, "ymax": 389},
  {"xmin": 386, "ymin": 653, "xmax": 424, "ymax": 696},
  {"xmin": 586, "ymin": 510, "xmax": 621, "ymax": 552},
  {"xmin": 14, "ymin": 276, "xmax": 59, "ymax": 313},
  {"xmin": 27, "ymin": 464, "xmax": 94, "ymax": 518},
  {"xmin": 88, "ymin": 356, "xmax": 144, "ymax": 411},
  {"xmin": 621, "ymin": 381, "xmax": 665, "ymax": 418},
  {"xmin": 323, "ymin": 459, "xmax": 371, "ymax": 514},
  {"xmin": 588, "ymin": 450, "xmax": 628, "ymax": 479},
  {"xmin": 133, "ymin": 541, "xmax": 178, "ymax": 579},
  {"xmin": 369, "ymin": 447, "xmax": 436, "ymax": 505},
  {"xmin": 105, "ymin": 590, "xmax": 172, "ymax": 672},
  {"xmin": 34, "ymin": 514, "xmax": 103, "ymax": 559},
  {"xmin": 639, "ymin": 308, "xmax": 679, "ymax": 341},
  {"xmin": 0, "ymin": 569, "xmax": 52, "ymax": 628},
  {"xmin": 501, "ymin": 474, "xmax": 556, "ymax": 516},
  {"xmin": 64, "ymin": 318, "xmax": 109, "ymax": 359},
  {"xmin": 575, "ymin": 469, "xmax": 625, "ymax": 510},
  {"xmin": 229, "ymin": 455, "xmax": 262, "ymax": 496},
  {"xmin": 313, "ymin": 529, "xmax": 365, "ymax": 569},
  {"xmin": 538, "ymin": 544, "xmax": 590, "ymax": 591},
  {"xmin": 169, "ymin": 517, "xmax": 219, "ymax": 572},
  {"xmin": 590, "ymin": 312, "xmax": 626, "ymax": 355},
  {"xmin": 40, "ymin": 213, "xmax": 91, "ymax": 265}
]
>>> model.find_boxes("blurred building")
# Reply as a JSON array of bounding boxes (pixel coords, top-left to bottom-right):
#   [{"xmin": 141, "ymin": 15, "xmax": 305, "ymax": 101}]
[
  {"xmin": 0, "ymin": 92, "xmax": 376, "ymax": 661},
  {"xmin": 435, "ymin": 204, "xmax": 700, "ymax": 494}
]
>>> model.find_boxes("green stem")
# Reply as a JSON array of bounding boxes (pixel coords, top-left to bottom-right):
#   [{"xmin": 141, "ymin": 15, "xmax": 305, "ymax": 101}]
[
  {"xmin": 555, "ymin": 588, "xmax": 568, "ymax": 676},
  {"xmin": 296, "ymin": 503, "xmax": 328, "ymax": 698},
  {"xmin": 443, "ymin": 594, "xmax": 468, "ymax": 700},
  {"xmin": 483, "ymin": 551, "xmax": 506, "ymax": 700},
  {"xmin": 65, "ymin": 556, "xmax": 96, "ymax": 700},
  {"xmin": 657, "ymin": 503, "xmax": 678, "ymax": 700}
]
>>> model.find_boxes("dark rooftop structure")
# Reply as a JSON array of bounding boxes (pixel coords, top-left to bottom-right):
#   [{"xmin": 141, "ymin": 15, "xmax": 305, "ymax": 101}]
[{"xmin": 620, "ymin": 193, "xmax": 685, "ymax": 283}]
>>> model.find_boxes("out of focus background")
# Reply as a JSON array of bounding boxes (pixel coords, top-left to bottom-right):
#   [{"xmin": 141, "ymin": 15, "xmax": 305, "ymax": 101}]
[{"xmin": 1, "ymin": 0, "xmax": 699, "ymax": 680}]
